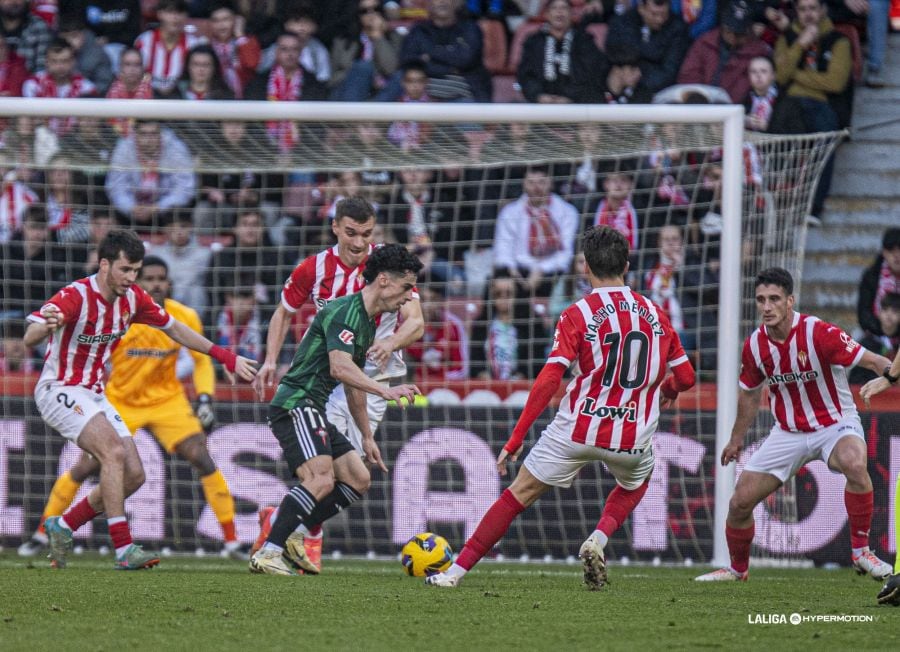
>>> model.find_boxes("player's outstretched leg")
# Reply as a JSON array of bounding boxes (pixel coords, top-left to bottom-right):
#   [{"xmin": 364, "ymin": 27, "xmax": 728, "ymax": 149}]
[
  {"xmin": 426, "ymin": 489, "xmax": 527, "ymax": 588},
  {"xmin": 579, "ymin": 534, "xmax": 607, "ymax": 590},
  {"xmin": 694, "ymin": 524, "xmax": 752, "ymax": 582},
  {"xmin": 878, "ymin": 574, "xmax": 900, "ymax": 606},
  {"xmin": 845, "ymin": 489, "xmax": 892, "ymax": 580},
  {"xmin": 252, "ymin": 506, "xmax": 276, "ymax": 555},
  {"xmin": 19, "ymin": 471, "xmax": 81, "ymax": 557}
]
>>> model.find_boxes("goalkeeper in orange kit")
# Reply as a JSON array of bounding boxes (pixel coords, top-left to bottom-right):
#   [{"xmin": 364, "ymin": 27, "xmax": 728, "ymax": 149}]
[{"xmin": 19, "ymin": 256, "xmax": 245, "ymax": 559}]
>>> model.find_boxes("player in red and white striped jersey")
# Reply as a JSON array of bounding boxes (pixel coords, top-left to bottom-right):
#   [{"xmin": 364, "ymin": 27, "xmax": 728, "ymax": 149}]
[
  {"xmin": 25, "ymin": 230, "xmax": 256, "ymax": 570},
  {"xmin": 133, "ymin": 0, "xmax": 203, "ymax": 96},
  {"xmin": 696, "ymin": 267, "xmax": 893, "ymax": 583},
  {"xmin": 251, "ymin": 197, "xmax": 424, "ymax": 570},
  {"xmin": 427, "ymin": 226, "xmax": 696, "ymax": 589}
]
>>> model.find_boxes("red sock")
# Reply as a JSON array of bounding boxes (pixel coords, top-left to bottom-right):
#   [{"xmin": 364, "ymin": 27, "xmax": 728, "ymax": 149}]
[
  {"xmin": 726, "ymin": 524, "xmax": 754, "ymax": 573},
  {"xmin": 456, "ymin": 489, "xmax": 525, "ymax": 571},
  {"xmin": 108, "ymin": 518, "xmax": 133, "ymax": 551},
  {"xmin": 308, "ymin": 524, "xmax": 322, "ymax": 537},
  {"xmin": 61, "ymin": 497, "xmax": 99, "ymax": 532},
  {"xmin": 596, "ymin": 480, "xmax": 650, "ymax": 537},
  {"xmin": 221, "ymin": 520, "xmax": 237, "ymax": 543},
  {"xmin": 844, "ymin": 490, "xmax": 873, "ymax": 550}
]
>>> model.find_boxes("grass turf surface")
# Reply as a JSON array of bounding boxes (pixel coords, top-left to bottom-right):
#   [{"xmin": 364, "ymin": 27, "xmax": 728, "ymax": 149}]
[{"xmin": 0, "ymin": 553, "xmax": 896, "ymax": 651}]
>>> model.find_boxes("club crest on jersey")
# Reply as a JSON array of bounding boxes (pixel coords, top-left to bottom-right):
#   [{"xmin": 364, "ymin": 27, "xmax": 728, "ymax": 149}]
[
  {"xmin": 122, "ymin": 309, "xmax": 131, "ymax": 323},
  {"xmin": 339, "ymin": 329, "xmax": 355, "ymax": 345},
  {"xmin": 797, "ymin": 350, "xmax": 808, "ymax": 368},
  {"xmin": 579, "ymin": 398, "xmax": 637, "ymax": 422},
  {"xmin": 73, "ymin": 405, "xmax": 84, "ymax": 416}
]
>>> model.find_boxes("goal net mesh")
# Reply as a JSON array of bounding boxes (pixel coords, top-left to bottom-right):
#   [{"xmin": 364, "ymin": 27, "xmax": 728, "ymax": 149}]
[{"xmin": 1, "ymin": 108, "xmax": 877, "ymax": 568}]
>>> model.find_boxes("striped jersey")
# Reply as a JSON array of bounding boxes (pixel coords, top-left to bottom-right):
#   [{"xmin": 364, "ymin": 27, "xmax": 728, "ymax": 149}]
[
  {"xmin": 106, "ymin": 298, "xmax": 214, "ymax": 408},
  {"xmin": 134, "ymin": 29, "xmax": 203, "ymax": 94},
  {"xmin": 544, "ymin": 286, "xmax": 690, "ymax": 450},
  {"xmin": 28, "ymin": 276, "xmax": 174, "ymax": 393},
  {"xmin": 272, "ymin": 293, "xmax": 376, "ymax": 411},
  {"xmin": 739, "ymin": 312, "xmax": 864, "ymax": 433},
  {"xmin": 280, "ymin": 244, "xmax": 415, "ymax": 379}
]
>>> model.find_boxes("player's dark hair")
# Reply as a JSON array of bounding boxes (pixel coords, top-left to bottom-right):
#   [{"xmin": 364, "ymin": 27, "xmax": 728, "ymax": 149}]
[
  {"xmin": 157, "ymin": 0, "xmax": 189, "ymax": 13},
  {"xmin": 525, "ymin": 164, "xmax": 550, "ymax": 177},
  {"xmin": 755, "ymin": 267, "xmax": 794, "ymax": 295},
  {"xmin": 140, "ymin": 255, "xmax": 169, "ymax": 276},
  {"xmin": 883, "ymin": 227, "xmax": 900, "ymax": 251},
  {"xmin": 880, "ymin": 292, "xmax": 900, "ymax": 312},
  {"xmin": 362, "ymin": 243, "xmax": 424, "ymax": 284},
  {"xmin": 98, "ymin": 229, "xmax": 145, "ymax": 264},
  {"xmin": 335, "ymin": 196, "xmax": 376, "ymax": 223},
  {"xmin": 581, "ymin": 226, "xmax": 629, "ymax": 279}
]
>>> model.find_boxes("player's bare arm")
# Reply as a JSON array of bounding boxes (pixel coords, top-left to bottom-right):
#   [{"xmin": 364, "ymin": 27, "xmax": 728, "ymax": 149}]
[
  {"xmin": 255, "ymin": 302, "xmax": 292, "ymax": 392},
  {"xmin": 721, "ymin": 386, "xmax": 764, "ymax": 466},
  {"xmin": 165, "ymin": 319, "xmax": 258, "ymax": 383},
  {"xmin": 345, "ymin": 384, "xmax": 388, "ymax": 472},
  {"xmin": 860, "ymin": 348, "xmax": 900, "ymax": 404},
  {"xmin": 366, "ymin": 298, "xmax": 425, "ymax": 369},
  {"xmin": 23, "ymin": 305, "xmax": 64, "ymax": 346},
  {"xmin": 329, "ymin": 349, "xmax": 420, "ymax": 404}
]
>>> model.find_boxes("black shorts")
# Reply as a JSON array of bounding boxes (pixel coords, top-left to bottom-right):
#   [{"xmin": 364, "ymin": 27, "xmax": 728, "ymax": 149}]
[{"xmin": 268, "ymin": 402, "xmax": 356, "ymax": 472}]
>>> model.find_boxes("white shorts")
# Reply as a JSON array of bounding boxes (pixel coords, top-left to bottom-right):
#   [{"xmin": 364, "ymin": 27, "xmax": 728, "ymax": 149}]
[
  {"xmin": 744, "ymin": 416, "xmax": 865, "ymax": 483},
  {"xmin": 523, "ymin": 430, "xmax": 655, "ymax": 490},
  {"xmin": 325, "ymin": 381, "xmax": 389, "ymax": 457},
  {"xmin": 34, "ymin": 383, "xmax": 132, "ymax": 444}
]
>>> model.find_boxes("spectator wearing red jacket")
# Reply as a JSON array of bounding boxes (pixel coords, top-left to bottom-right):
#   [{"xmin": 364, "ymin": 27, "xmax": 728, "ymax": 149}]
[
  {"xmin": 677, "ymin": 0, "xmax": 771, "ymax": 103},
  {"xmin": 407, "ymin": 283, "xmax": 469, "ymax": 384},
  {"xmin": 0, "ymin": 31, "xmax": 26, "ymax": 95}
]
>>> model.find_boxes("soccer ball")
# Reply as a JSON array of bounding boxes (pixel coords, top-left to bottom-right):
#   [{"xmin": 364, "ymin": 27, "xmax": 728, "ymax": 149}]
[{"xmin": 400, "ymin": 533, "xmax": 453, "ymax": 577}]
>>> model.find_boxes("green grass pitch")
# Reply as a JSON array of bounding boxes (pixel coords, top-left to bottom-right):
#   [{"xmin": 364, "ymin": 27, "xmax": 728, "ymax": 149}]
[{"xmin": 0, "ymin": 554, "xmax": 896, "ymax": 651}]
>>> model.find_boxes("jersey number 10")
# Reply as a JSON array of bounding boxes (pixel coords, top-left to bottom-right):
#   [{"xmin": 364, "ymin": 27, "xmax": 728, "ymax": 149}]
[{"xmin": 601, "ymin": 332, "xmax": 650, "ymax": 389}]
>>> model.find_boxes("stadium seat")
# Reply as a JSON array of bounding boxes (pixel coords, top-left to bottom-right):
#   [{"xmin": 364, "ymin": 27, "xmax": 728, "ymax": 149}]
[
  {"xmin": 507, "ymin": 20, "xmax": 543, "ymax": 75},
  {"xmin": 832, "ymin": 23, "xmax": 863, "ymax": 83},
  {"xmin": 503, "ymin": 390, "xmax": 530, "ymax": 407},
  {"xmin": 461, "ymin": 389, "xmax": 503, "ymax": 406},
  {"xmin": 479, "ymin": 18, "xmax": 508, "ymax": 75},
  {"xmin": 584, "ymin": 22, "xmax": 608, "ymax": 52},
  {"xmin": 492, "ymin": 75, "xmax": 524, "ymax": 102},
  {"xmin": 427, "ymin": 388, "xmax": 462, "ymax": 405}
]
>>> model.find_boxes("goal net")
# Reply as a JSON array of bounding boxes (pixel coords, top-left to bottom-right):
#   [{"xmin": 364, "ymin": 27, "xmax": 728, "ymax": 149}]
[{"xmin": 1, "ymin": 99, "xmax": 879, "ymax": 569}]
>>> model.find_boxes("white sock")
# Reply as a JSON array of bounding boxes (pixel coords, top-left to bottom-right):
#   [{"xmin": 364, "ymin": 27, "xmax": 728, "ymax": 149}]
[
  {"xmin": 262, "ymin": 541, "xmax": 284, "ymax": 553},
  {"xmin": 445, "ymin": 563, "xmax": 467, "ymax": 579},
  {"xmin": 115, "ymin": 544, "xmax": 131, "ymax": 558},
  {"xmin": 852, "ymin": 546, "xmax": 868, "ymax": 558},
  {"xmin": 59, "ymin": 516, "xmax": 74, "ymax": 532},
  {"xmin": 294, "ymin": 523, "xmax": 311, "ymax": 536},
  {"xmin": 591, "ymin": 530, "xmax": 609, "ymax": 549}
]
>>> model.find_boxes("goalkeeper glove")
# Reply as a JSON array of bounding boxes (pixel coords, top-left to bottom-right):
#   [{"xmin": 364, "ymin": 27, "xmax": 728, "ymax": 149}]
[{"xmin": 196, "ymin": 393, "xmax": 216, "ymax": 433}]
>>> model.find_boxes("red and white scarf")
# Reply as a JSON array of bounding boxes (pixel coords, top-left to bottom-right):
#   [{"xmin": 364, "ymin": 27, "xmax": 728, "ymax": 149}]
[
  {"xmin": 645, "ymin": 259, "xmax": 684, "ymax": 331},
  {"xmin": 874, "ymin": 260, "xmax": 900, "ymax": 318},
  {"xmin": 593, "ymin": 198, "xmax": 638, "ymax": 249},
  {"xmin": 527, "ymin": 203, "xmax": 561, "ymax": 259},
  {"xmin": 213, "ymin": 39, "xmax": 241, "ymax": 97},
  {"xmin": 266, "ymin": 65, "xmax": 304, "ymax": 152},
  {"xmin": 749, "ymin": 84, "xmax": 778, "ymax": 131},
  {"xmin": 106, "ymin": 75, "xmax": 154, "ymax": 135}
]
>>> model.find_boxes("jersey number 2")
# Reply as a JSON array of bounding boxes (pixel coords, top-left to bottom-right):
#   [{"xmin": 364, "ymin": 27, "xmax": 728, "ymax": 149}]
[{"xmin": 601, "ymin": 332, "xmax": 650, "ymax": 389}]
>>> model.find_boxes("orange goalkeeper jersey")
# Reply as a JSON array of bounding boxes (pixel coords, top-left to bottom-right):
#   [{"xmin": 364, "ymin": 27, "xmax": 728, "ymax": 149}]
[{"xmin": 106, "ymin": 298, "xmax": 215, "ymax": 408}]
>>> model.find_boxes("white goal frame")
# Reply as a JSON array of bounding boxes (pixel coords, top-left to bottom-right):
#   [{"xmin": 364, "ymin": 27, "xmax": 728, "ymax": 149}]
[{"xmin": 0, "ymin": 98, "xmax": 744, "ymax": 566}]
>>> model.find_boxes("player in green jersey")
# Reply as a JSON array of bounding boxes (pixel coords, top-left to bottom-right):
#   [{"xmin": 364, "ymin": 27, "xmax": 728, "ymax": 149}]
[{"xmin": 250, "ymin": 244, "xmax": 423, "ymax": 575}]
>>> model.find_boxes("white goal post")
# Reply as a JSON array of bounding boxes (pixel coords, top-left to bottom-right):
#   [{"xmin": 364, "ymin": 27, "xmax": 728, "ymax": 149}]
[{"xmin": 2, "ymin": 97, "xmax": 844, "ymax": 566}]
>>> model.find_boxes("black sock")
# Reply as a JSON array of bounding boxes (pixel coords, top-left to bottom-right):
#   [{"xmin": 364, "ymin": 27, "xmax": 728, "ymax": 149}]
[
  {"xmin": 303, "ymin": 482, "xmax": 362, "ymax": 530},
  {"xmin": 268, "ymin": 485, "xmax": 318, "ymax": 548}
]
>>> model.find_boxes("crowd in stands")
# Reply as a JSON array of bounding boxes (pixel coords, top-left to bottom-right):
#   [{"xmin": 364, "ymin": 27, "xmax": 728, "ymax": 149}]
[{"xmin": 0, "ymin": 0, "xmax": 895, "ymax": 384}]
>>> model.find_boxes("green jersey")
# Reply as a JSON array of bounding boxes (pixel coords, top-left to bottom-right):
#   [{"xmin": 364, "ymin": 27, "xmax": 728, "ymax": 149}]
[{"xmin": 272, "ymin": 293, "xmax": 376, "ymax": 410}]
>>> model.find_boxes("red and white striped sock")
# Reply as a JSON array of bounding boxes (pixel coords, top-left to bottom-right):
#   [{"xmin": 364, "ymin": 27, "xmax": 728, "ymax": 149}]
[
  {"xmin": 108, "ymin": 517, "xmax": 133, "ymax": 557},
  {"xmin": 455, "ymin": 489, "xmax": 525, "ymax": 571}
]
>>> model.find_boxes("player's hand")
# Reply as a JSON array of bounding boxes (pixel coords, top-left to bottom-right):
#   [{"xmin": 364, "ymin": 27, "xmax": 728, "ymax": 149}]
[
  {"xmin": 41, "ymin": 305, "xmax": 64, "ymax": 331},
  {"xmin": 496, "ymin": 445, "xmax": 522, "ymax": 476},
  {"xmin": 660, "ymin": 395, "xmax": 677, "ymax": 410},
  {"xmin": 231, "ymin": 356, "xmax": 258, "ymax": 384},
  {"xmin": 252, "ymin": 360, "xmax": 278, "ymax": 400},
  {"xmin": 366, "ymin": 339, "xmax": 394, "ymax": 371},
  {"xmin": 362, "ymin": 438, "xmax": 389, "ymax": 473},
  {"xmin": 720, "ymin": 440, "xmax": 743, "ymax": 466},
  {"xmin": 195, "ymin": 393, "xmax": 216, "ymax": 432},
  {"xmin": 385, "ymin": 384, "xmax": 421, "ymax": 405},
  {"xmin": 859, "ymin": 376, "xmax": 890, "ymax": 406}
]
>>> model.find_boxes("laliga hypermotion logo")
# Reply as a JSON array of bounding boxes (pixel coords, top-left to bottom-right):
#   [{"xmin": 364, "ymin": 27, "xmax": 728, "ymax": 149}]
[
  {"xmin": 839, "ymin": 331, "xmax": 859, "ymax": 353},
  {"xmin": 339, "ymin": 329, "xmax": 355, "ymax": 345}
]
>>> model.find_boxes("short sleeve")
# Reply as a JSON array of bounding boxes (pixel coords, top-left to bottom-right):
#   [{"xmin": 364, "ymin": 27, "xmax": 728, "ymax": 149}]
[
  {"xmin": 281, "ymin": 257, "xmax": 316, "ymax": 313},
  {"xmin": 28, "ymin": 284, "xmax": 83, "ymax": 324},
  {"xmin": 132, "ymin": 286, "xmax": 174, "ymax": 329},
  {"xmin": 546, "ymin": 307, "xmax": 581, "ymax": 367},
  {"xmin": 738, "ymin": 337, "xmax": 765, "ymax": 390},
  {"xmin": 815, "ymin": 321, "xmax": 864, "ymax": 368},
  {"xmin": 325, "ymin": 307, "xmax": 357, "ymax": 355}
]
